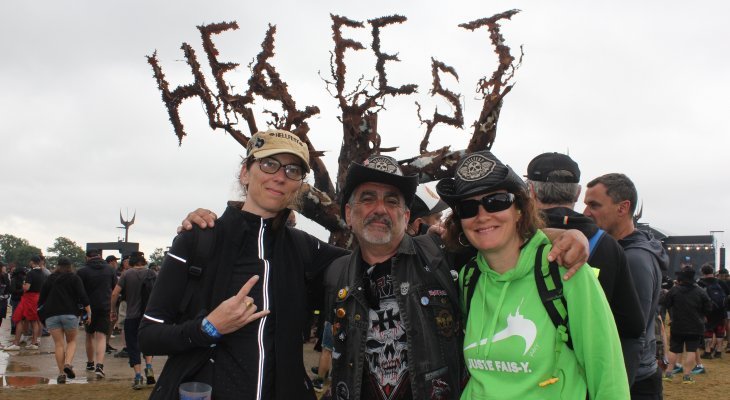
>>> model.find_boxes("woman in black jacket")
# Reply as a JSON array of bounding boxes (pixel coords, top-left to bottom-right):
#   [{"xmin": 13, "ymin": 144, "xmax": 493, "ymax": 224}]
[
  {"xmin": 37, "ymin": 257, "xmax": 91, "ymax": 384},
  {"xmin": 139, "ymin": 130, "xmax": 348, "ymax": 400}
]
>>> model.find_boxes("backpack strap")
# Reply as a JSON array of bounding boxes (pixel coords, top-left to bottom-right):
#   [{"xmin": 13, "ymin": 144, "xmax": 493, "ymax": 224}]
[
  {"xmin": 177, "ymin": 228, "xmax": 216, "ymax": 316},
  {"xmin": 588, "ymin": 228, "xmax": 606, "ymax": 259},
  {"xmin": 534, "ymin": 243, "xmax": 572, "ymax": 350},
  {"xmin": 461, "ymin": 257, "xmax": 481, "ymax": 317}
]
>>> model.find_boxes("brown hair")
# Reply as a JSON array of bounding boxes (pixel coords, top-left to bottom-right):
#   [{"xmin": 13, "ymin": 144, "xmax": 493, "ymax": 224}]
[{"xmin": 442, "ymin": 188, "xmax": 544, "ymax": 251}]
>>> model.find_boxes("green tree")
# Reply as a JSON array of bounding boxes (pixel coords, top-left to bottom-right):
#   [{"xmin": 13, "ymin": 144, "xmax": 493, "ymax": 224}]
[
  {"xmin": 0, "ymin": 234, "xmax": 29, "ymax": 259},
  {"xmin": 46, "ymin": 237, "xmax": 86, "ymax": 269},
  {"xmin": 149, "ymin": 247, "xmax": 166, "ymax": 266},
  {"xmin": 0, "ymin": 234, "xmax": 41, "ymax": 268}
]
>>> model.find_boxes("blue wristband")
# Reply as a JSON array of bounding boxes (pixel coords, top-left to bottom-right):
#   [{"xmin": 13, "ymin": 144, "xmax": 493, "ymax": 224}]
[{"xmin": 201, "ymin": 318, "xmax": 222, "ymax": 339}]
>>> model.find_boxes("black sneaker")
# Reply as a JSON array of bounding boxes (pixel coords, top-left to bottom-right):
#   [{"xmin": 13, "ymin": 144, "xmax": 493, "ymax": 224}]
[
  {"xmin": 145, "ymin": 367, "xmax": 156, "ymax": 385},
  {"xmin": 714, "ymin": 351, "xmax": 722, "ymax": 358},
  {"xmin": 57, "ymin": 374, "xmax": 66, "ymax": 384},
  {"xmin": 700, "ymin": 352, "xmax": 713, "ymax": 360},
  {"xmin": 63, "ymin": 364, "xmax": 76, "ymax": 379},
  {"xmin": 114, "ymin": 348, "xmax": 129, "ymax": 358},
  {"xmin": 86, "ymin": 361, "xmax": 95, "ymax": 371},
  {"xmin": 312, "ymin": 377, "xmax": 325, "ymax": 392},
  {"xmin": 95, "ymin": 364, "xmax": 105, "ymax": 379}
]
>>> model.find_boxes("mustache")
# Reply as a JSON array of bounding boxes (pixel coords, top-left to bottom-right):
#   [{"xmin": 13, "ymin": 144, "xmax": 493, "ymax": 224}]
[{"xmin": 364, "ymin": 214, "xmax": 393, "ymax": 228}]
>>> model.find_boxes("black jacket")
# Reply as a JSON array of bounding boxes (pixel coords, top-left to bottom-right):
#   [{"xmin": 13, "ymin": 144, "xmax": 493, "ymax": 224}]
[
  {"xmin": 77, "ymin": 258, "xmax": 117, "ymax": 311},
  {"xmin": 619, "ymin": 229, "xmax": 669, "ymax": 382},
  {"xmin": 10, "ymin": 267, "xmax": 27, "ymax": 301},
  {"xmin": 38, "ymin": 272, "xmax": 90, "ymax": 319},
  {"xmin": 324, "ymin": 233, "xmax": 464, "ymax": 400},
  {"xmin": 139, "ymin": 206, "xmax": 348, "ymax": 400},
  {"xmin": 661, "ymin": 283, "xmax": 712, "ymax": 335}
]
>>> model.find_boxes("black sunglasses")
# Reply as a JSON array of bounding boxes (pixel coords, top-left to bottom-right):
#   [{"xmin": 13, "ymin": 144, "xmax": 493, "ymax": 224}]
[{"xmin": 455, "ymin": 192, "xmax": 516, "ymax": 219}]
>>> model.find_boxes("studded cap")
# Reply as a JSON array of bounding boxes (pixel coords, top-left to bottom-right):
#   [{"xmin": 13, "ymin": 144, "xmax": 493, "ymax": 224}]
[
  {"xmin": 340, "ymin": 155, "xmax": 418, "ymax": 218},
  {"xmin": 436, "ymin": 150, "xmax": 526, "ymax": 207}
]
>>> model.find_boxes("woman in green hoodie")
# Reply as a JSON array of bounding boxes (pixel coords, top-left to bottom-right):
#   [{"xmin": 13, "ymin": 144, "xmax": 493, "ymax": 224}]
[{"xmin": 436, "ymin": 150, "xmax": 629, "ymax": 400}]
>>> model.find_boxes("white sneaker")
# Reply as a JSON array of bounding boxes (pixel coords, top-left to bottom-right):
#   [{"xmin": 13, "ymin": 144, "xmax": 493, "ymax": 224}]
[
  {"xmin": 26, "ymin": 343, "xmax": 39, "ymax": 350},
  {"xmin": 3, "ymin": 344, "xmax": 21, "ymax": 351}
]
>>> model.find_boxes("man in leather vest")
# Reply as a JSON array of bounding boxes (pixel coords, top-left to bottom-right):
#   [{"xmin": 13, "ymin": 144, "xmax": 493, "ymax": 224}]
[{"xmin": 324, "ymin": 155, "xmax": 464, "ymax": 400}]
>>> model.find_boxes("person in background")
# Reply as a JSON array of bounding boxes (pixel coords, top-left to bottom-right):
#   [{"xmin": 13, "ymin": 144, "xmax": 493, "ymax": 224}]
[
  {"xmin": 0, "ymin": 262, "xmax": 10, "ymax": 330},
  {"xmin": 6, "ymin": 255, "xmax": 47, "ymax": 350},
  {"xmin": 111, "ymin": 252, "xmax": 156, "ymax": 390},
  {"xmin": 660, "ymin": 266, "xmax": 711, "ymax": 384},
  {"xmin": 696, "ymin": 263, "xmax": 728, "ymax": 359},
  {"xmin": 77, "ymin": 249, "xmax": 117, "ymax": 379},
  {"xmin": 8, "ymin": 261, "xmax": 27, "ymax": 335},
  {"xmin": 437, "ymin": 150, "xmax": 628, "ymax": 399},
  {"xmin": 37, "ymin": 257, "xmax": 91, "ymax": 384},
  {"xmin": 584, "ymin": 173, "xmax": 668, "ymax": 400},
  {"xmin": 406, "ymin": 184, "xmax": 449, "ymax": 236}
]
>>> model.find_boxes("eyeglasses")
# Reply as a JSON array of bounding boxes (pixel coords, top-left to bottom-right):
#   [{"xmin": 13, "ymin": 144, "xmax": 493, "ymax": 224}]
[
  {"xmin": 257, "ymin": 157, "xmax": 306, "ymax": 181},
  {"xmin": 455, "ymin": 192, "xmax": 516, "ymax": 219}
]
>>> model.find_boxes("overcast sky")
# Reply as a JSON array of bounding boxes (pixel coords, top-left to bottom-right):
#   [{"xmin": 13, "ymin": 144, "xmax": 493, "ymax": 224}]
[{"xmin": 1, "ymin": 0, "xmax": 728, "ymax": 261}]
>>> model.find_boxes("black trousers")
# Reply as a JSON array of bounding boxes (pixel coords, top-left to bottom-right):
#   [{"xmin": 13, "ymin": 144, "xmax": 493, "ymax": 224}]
[{"xmin": 630, "ymin": 368, "xmax": 663, "ymax": 400}]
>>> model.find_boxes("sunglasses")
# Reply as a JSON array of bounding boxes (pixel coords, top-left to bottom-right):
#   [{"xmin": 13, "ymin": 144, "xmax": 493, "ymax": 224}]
[
  {"xmin": 455, "ymin": 192, "xmax": 516, "ymax": 219},
  {"xmin": 258, "ymin": 157, "xmax": 306, "ymax": 181}
]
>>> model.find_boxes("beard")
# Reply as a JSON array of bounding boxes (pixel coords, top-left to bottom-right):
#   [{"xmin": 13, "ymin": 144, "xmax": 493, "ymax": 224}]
[{"xmin": 360, "ymin": 214, "xmax": 394, "ymax": 245}]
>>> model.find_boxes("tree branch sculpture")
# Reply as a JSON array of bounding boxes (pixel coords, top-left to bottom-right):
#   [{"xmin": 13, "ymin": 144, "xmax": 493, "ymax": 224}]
[{"xmin": 148, "ymin": 10, "xmax": 522, "ymax": 247}]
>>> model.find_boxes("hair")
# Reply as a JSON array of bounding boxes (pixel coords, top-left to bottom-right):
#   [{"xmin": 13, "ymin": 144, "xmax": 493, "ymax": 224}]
[
  {"xmin": 528, "ymin": 171, "xmax": 580, "ymax": 205},
  {"xmin": 586, "ymin": 173, "xmax": 638, "ymax": 214},
  {"xmin": 442, "ymin": 187, "xmax": 544, "ymax": 251},
  {"xmin": 701, "ymin": 263, "xmax": 715, "ymax": 275},
  {"xmin": 55, "ymin": 257, "xmax": 74, "ymax": 274},
  {"xmin": 129, "ymin": 252, "xmax": 147, "ymax": 267}
]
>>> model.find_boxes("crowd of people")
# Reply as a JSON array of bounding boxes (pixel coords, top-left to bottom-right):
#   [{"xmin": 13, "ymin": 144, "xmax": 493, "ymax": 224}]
[
  {"xmin": 0, "ymin": 250, "xmax": 159, "ymax": 389},
  {"xmin": 2, "ymin": 129, "xmax": 729, "ymax": 400}
]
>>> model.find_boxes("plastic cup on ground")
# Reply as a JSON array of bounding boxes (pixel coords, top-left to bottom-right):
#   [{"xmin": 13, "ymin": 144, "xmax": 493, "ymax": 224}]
[{"xmin": 179, "ymin": 382, "xmax": 212, "ymax": 400}]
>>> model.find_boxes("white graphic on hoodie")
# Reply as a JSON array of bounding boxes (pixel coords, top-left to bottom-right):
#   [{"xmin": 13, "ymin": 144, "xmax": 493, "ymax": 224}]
[{"xmin": 464, "ymin": 300, "xmax": 537, "ymax": 356}]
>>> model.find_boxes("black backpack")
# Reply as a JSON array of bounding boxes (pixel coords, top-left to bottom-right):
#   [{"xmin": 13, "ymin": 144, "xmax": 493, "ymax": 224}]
[
  {"xmin": 702, "ymin": 280, "xmax": 727, "ymax": 312},
  {"xmin": 139, "ymin": 269, "xmax": 157, "ymax": 313}
]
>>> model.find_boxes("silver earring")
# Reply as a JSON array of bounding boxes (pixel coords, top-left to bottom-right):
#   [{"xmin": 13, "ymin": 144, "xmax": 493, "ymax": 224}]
[{"xmin": 458, "ymin": 233, "xmax": 470, "ymax": 247}]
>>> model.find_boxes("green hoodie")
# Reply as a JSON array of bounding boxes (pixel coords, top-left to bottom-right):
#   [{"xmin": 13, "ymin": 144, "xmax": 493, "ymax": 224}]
[{"xmin": 460, "ymin": 230, "xmax": 629, "ymax": 399}]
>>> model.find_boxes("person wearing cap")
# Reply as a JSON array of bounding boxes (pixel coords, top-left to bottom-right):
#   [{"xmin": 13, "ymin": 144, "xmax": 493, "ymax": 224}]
[
  {"xmin": 407, "ymin": 184, "xmax": 450, "ymax": 236},
  {"xmin": 111, "ymin": 252, "xmax": 156, "ymax": 389},
  {"xmin": 5, "ymin": 255, "xmax": 47, "ymax": 351},
  {"xmin": 138, "ymin": 129, "xmax": 348, "ymax": 400},
  {"xmin": 659, "ymin": 266, "xmax": 712, "ymax": 384},
  {"xmin": 436, "ymin": 150, "xmax": 629, "ymax": 399},
  {"xmin": 36, "ymin": 257, "xmax": 91, "ymax": 383},
  {"xmin": 524, "ymin": 152, "xmax": 645, "ymax": 385},
  {"xmin": 77, "ymin": 249, "xmax": 117, "ymax": 378},
  {"xmin": 584, "ymin": 173, "xmax": 669, "ymax": 399},
  {"xmin": 0, "ymin": 261, "xmax": 10, "ymax": 330}
]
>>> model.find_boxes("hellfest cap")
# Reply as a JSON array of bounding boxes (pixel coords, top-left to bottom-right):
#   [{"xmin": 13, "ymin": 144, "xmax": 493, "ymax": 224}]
[{"xmin": 246, "ymin": 129, "xmax": 310, "ymax": 172}]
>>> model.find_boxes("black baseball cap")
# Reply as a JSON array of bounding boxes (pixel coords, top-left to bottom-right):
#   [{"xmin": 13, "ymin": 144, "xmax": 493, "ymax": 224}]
[
  {"xmin": 526, "ymin": 152, "xmax": 580, "ymax": 183},
  {"xmin": 105, "ymin": 255, "xmax": 118, "ymax": 262}
]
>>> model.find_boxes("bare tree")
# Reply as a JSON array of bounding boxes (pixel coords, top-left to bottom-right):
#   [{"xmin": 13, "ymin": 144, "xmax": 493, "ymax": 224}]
[{"xmin": 147, "ymin": 10, "xmax": 522, "ymax": 247}]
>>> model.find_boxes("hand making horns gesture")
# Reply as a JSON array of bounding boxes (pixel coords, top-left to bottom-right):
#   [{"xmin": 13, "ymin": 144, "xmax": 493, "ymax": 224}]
[{"xmin": 206, "ymin": 275, "xmax": 270, "ymax": 335}]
